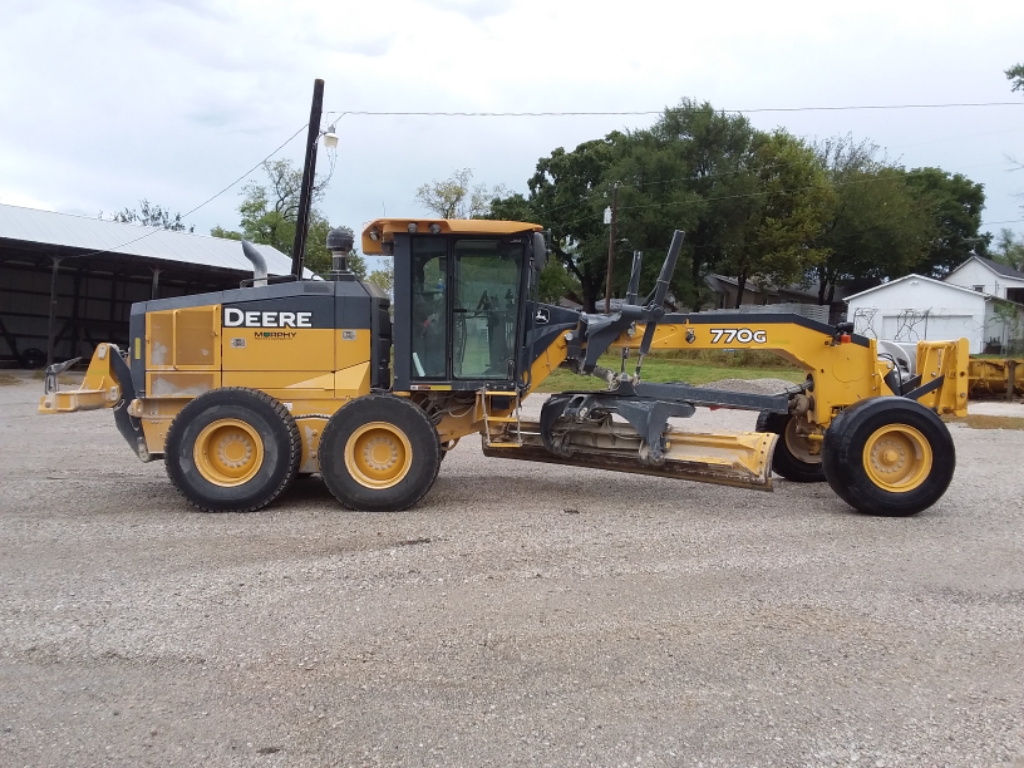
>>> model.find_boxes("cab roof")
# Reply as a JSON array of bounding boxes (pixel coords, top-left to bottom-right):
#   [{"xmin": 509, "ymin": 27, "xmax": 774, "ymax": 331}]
[{"xmin": 361, "ymin": 218, "xmax": 543, "ymax": 255}]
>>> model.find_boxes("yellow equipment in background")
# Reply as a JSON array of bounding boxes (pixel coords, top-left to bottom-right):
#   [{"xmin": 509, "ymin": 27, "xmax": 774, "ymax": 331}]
[
  {"xmin": 40, "ymin": 221, "xmax": 969, "ymax": 517},
  {"xmin": 968, "ymin": 357, "xmax": 1023, "ymax": 399}
]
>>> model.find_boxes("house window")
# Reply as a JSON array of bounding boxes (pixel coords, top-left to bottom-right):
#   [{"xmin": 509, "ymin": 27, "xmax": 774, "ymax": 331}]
[
  {"xmin": 973, "ymin": 285, "xmax": 984, "ymax": 292},
  {"xmin": 1007, "ymin": 287, "xmax": 1024, "ymax": 304}
]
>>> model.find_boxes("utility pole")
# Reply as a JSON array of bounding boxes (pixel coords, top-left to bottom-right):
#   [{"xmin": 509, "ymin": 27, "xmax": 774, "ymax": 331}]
[
  {"xmin": 604, "ymin": 182, "xmax": 619, "ymax": 313},
  {"xmin": 292, "ymin": 78, "xmax": 324, "ymax": 278}
]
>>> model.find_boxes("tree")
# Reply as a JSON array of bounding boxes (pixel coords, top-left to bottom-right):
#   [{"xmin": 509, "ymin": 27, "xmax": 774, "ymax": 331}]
[
  {"xmin": 415, "ymin": 169, "xmax": 505, "ymax": 219},
  {"xmin": 722, "ymin": 130, "xmax": 834, "ymax": 306},
  {"xmin": 904, "ymin": 167, "xmax": 988, "ymax": 276},
  {"xmin": 212, "ymin": 159, "xmax": 364, "ymax": 277},
  {"xmin": 516, "ymin": 135, "xmax": 624, "ymax": 312},
  {"xmin": 810, "ymin": 136, "xmax": 935, "ymax": 304},
  {"xmin": 365, "ymin": 260, "xmax": 394, "ymax": 295},
  {"xmin": 992, "ymin": 228, "xmax": 1024, "ymax": 272},
  {"xmin": 646, "ymin": 100, "xmax": 761, "ymax": 309},
  {"xmin": 1007, "ymin": 63, "xmax": 1024, "ymax": 92},
  {"xmin": 492, "ymin": 101, "xmax": 772, "ymax": 311},
  {"xmin": 110, "ymin": 199, "xmax": 193, "ymax": 232}
]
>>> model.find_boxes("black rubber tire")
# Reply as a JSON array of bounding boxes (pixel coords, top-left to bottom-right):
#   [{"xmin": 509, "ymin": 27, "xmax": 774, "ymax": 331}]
[
  {"xmin": 165, "ymin": 388, "xmax": 301, "ymax": 512},
  {"xmin": 822, "ymin": 398, "xmax": 955, "ymax": 517},
  {"xmin": 319, "ymin": 394, "xmax": 440, "ymax": 512},
  {"xmin": 756, "ymin": 411, "xmax": 825, "ymax": 483}
]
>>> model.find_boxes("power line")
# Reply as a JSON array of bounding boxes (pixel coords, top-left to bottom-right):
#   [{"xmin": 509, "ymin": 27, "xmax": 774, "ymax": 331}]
[
  {"xmin": 326, "ymin": 102, "xmax": 1024, "ymax": 119},
  {"xmin": 59, "ymin": 124, "xmax": 309, "ymax": 263},
  {"xmin": 180, "ymin": 124, "xmax": 308, "ymax": 220}
]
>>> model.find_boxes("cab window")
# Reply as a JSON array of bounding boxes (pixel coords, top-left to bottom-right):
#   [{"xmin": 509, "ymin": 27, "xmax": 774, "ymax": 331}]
[
  {"xmin": 453, "ymin": 239, "xmax": 523, "ymax": 380},
  {"xmin": 410, "ymin": 237, "xmax": 448, "ymax": 378}
]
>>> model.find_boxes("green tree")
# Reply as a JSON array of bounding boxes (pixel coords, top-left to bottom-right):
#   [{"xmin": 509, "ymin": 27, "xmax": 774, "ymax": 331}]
[
  {"xmin": 722, "ymin": 131, "xmax": 834, "ymax": 306},
  {"xmin": 110, "ymin": 199, "xmax": 193, "ymax": 232},
  {"xmin": 536, "ymin": 260, "xmax": 580, "ymax": 305},
  {"xmin": 212, "ymin": 159, "xmax": 364, "ymax": 278},
  {"xmin": 365, "ymin": 260, "xmax": 394, "ymax": 295},
  {"xmin": 415, "ymin": 168, "xmax": 505, "ymax": 219},
  {"xmin": 492, "ymin": 101, "xmax": 766, "ymax": 311},
  {"xmin": 992, "ymin": 228, "xmax": 1024, "ymax": 272},
  {"xmin": 517, "ymin": 134, "xmax": 623, "ymax": 312},
  {"xmin": 1007, "ymin": 63, "xmax": 1024, "ymax": 92},
  {"xmin": 645, "ymin": 100, "xmax": 761, "ymax": 309},
  {"xmin": 904, "ymin": 167, "xmax": 988, "ymax": 276},
  {"xmin": 811, "ymin": 136, "xmax": 934, "ymax": 304}
]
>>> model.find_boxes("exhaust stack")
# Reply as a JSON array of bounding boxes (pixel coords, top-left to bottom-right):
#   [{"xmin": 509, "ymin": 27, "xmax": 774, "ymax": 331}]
[{"xmin": 241, "ymin": 240, "xmax": 269, "ymax": 287}]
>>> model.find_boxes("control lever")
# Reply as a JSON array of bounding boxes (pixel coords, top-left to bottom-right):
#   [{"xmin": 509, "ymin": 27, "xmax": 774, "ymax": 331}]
[
  {"xmin": 634, "ymin": 230, "xmax": 684, "ymax": 379},
  {"xmin": 620, "ymin": 250, "xmax": 643, "ymax": 374}
]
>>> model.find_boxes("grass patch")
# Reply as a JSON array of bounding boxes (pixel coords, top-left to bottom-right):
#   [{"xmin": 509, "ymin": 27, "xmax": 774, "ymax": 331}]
[
  {"xmin": 535, "ymin": 352, "xmax": 806, "ymax": 393},
  {"xmin": 944, "ymin": 414, "xmax": 1024, "ymax": 431},
  {"xmin": 0, "ymin": 372, "xmax": 19, "ymax": 386},
  {"xmin": 645, "ymin": 348, "xmax": 800, "ymax": 369}
]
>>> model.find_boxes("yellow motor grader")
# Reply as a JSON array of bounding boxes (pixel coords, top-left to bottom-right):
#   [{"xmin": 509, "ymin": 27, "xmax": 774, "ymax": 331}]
[{"xmin": 40, "ymin": 219, "xmax": 968, "ymax": 517}]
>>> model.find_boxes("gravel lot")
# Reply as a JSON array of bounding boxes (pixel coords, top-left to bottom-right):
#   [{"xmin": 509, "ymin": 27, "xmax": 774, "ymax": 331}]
[{"xmin": 1, "ymin": 373, "xmax": 1023, "ymax": 768}]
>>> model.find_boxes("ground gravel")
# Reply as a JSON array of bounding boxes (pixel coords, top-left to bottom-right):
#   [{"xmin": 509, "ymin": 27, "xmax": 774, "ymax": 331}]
[
  {"xmin": 701, "ymin": 378, "xmax": 799, "ymax": 395},
  {"xmin": 1, "ymin": 372, "xmax": 1023, "ymax": 768}
]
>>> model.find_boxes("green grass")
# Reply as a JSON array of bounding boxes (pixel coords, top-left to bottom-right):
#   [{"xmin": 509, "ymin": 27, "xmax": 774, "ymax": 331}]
[{"xmin": 534, "ymin": 352, "xmax": 806, "ymax": 393}]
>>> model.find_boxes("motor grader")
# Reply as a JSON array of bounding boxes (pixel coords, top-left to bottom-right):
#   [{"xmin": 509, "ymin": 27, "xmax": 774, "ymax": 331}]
[{"xmin": 40, "ymin": 219, "xmax": 968, "ymax": 517}]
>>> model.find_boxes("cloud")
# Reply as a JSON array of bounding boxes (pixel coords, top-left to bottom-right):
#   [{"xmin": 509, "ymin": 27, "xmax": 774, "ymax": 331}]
[
  {"xmin": 0, "ymin": 0, "xmax": 1022, "ymax": 242},
  {"xmin": 0, "ymin": 191, "xmax": 56, "ymax": 211},
  {"xmin": 421, "ymin": 0, "xmax": 515, "ymax": 23}
]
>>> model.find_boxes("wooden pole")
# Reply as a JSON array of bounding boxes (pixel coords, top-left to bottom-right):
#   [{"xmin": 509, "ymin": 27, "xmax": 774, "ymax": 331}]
[{"xmin": 604, "ymin": 183, "xmax": 618, "ymax": 313}]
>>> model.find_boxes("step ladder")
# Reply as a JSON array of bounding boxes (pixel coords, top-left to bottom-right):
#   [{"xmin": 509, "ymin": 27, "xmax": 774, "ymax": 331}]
[{"xmin": 481, "ymin": 388, "xmax": 523, "ymax": 448}]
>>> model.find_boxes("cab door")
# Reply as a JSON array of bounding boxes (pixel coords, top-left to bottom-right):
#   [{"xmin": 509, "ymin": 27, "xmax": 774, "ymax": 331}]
[{"xmin": 394, "ymin": 234, "xmax": 526, "ymax": 391}]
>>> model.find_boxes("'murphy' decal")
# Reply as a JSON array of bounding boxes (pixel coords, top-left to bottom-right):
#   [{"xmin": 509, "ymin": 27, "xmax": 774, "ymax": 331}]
[{"xmin": 223, "ymin": 307, "xmax": 312, "ymax": 328}]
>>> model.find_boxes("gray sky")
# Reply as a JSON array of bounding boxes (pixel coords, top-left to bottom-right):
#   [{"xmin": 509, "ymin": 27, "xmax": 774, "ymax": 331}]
[{"xmin": 1, "ymin": 0, "xmax": 1022, "ymax": 261}]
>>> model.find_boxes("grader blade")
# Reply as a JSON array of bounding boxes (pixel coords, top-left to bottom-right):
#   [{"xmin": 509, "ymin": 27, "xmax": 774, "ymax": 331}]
[{"xmin": 482, "ymin": 420, "xmax": 777, "ymax": 491}]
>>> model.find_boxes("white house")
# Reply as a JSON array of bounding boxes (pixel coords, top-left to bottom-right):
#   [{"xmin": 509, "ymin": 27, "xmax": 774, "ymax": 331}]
[
  {"xmin": 943, "ymin": 254, "xmax": 1024, "ymax": 304},
  {"xmin": 844, "ymin": 273, "xmax": 1023, "ymax": 354}
]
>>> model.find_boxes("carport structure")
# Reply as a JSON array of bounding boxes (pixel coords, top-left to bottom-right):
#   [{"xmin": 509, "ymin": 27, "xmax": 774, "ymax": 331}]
[{"xmin": 0, "ymin": 203, "xmax": 293, "ymax": 367}]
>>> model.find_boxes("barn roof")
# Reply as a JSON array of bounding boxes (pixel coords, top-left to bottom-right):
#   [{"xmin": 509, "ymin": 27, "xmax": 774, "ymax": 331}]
[
  {"xmin": 0, "ymin": 202, "xmax": 294, "ymax": 275},
  {"xmin": 965, "ymin": 254, "xmax": 1024, "ymax": 280},
  {"xmin": 844, "ymin": 273, "xmax": 998, "ymax": 302}
]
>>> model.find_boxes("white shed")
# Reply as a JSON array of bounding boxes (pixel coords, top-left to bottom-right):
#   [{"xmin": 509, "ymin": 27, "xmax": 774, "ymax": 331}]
[
  {"xmin": 844, "ymin": 274, "xmax": 1024, "ymax": 354},
  {"xmin": 944, "ymin": 254, "xmax": 1024, "ymax": 303}
]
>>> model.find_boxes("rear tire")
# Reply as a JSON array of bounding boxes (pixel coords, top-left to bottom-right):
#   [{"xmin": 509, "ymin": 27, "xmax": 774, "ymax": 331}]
[
  {"xmin": 822, "ymin": 398, "xmax": 955, "ymax": 517},
  {"xmin": 165, "ymin": 388, "xmax": 301, "ymax": 512},
  {"xmin": 756, "ymin": 411, "xmax": 825, "ymax": 483},
  {"xmin": 319, "ymin": 394, "xmax": 440, "ymax": 512}
]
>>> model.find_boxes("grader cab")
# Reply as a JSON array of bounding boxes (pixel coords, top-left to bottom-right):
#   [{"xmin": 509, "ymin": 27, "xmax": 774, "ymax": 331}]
[{"xmin": 40, "ymin": 218, "xmax": 968, "ymax": 517}]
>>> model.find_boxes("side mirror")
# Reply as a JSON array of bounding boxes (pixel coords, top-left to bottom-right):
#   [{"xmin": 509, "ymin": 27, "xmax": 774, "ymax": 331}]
[{"xmin": 531, "ymin": 231, "xmax": 547, "ymax": 272}]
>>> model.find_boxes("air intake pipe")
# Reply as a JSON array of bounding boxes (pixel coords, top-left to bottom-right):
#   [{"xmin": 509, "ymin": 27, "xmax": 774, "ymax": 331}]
[{"xmin": 327, "ymin": 225, "xmax": 356, "ymax": 281}]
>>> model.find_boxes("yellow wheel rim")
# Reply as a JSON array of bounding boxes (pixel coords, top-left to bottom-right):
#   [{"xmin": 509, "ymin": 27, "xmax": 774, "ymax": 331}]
[
  {"xmin": 193, "ymin": 418, "xmax": 265, "ymax": 487},
  {"xmin": 862, "ymin": 424, "xmax": 932, "ymax": 493},
  {"xmin": 784, "ymin": 418, "xmax": 820, "ymax": 464},
  {"xmin": 344, "ymin": 422, "xmax": 413, "ymax": 490}
]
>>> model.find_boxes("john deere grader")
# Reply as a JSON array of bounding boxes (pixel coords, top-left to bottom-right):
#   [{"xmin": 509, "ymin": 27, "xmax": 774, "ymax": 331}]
[{"xmin": 40, "ymin": 220, "xmax": 968, "ymax": 517}]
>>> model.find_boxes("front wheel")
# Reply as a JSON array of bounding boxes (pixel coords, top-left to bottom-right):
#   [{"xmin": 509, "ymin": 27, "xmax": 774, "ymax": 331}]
[
  {"xmin": 756, "ymin": 411, "xmax": 825, "ymax": 483},
  {"xmin": 822, "ymin": 398, "xmax": 955, "ymax": 517},
  {"xmin": 319, "ymin": 394, "xmax": 440, "ymax": 512}
]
